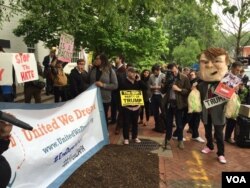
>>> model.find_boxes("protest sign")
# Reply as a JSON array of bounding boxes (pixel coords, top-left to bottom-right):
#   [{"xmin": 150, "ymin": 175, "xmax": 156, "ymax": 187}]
[
  {"xmin": 1, "ymin": 85, "xmax": 108, "ymax": 187},
  {"xmin": 12, "ymin": 53, "xmax": 38, "ymax": 83},
  {"xmin": 57, "ymin": 33, "xmax": 74, "ymax": 63},
  {"xmin": 214, "ymin": 73, "xmax": 241, "ymax": 99},
  {"xmin": 203, "ymin": 96, "xmax": 227, "ymax": 109},
  {"xmin": 120, "ymin": 90, "xmax": 144, "ymax": 106},
  {"xmin": 0, "ymin": 53, "xmax": 13, "ymax": 85}
]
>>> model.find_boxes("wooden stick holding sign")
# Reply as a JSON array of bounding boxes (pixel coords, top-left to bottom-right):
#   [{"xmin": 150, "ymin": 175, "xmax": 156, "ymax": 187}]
[{"xmin": 120, "ymin": 90, "xmax": 144, "ymax": 106}]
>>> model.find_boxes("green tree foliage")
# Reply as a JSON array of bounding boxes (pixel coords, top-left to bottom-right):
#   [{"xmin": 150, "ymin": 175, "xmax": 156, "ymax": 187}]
[
  {"xmin": 12, "ymin": 0, "xmax": 169, "ymax": 69},
  {"xmin": 212, "ymin": 31, "xmax": 250, "ymax": 58},
  {"xmin": 215, "ymin": 0, "xmax": 250, "ymax": 57},
  {"xmin": 172, "ymin": 37, "xmax": 201, "ymax": 67},
  {"xmin": 0, "ymin": 0, "xmax": 22, "ymax": 28},
  {"xmin": 163, "ymin": 0, "xmax": 217, "ymax": 61}
]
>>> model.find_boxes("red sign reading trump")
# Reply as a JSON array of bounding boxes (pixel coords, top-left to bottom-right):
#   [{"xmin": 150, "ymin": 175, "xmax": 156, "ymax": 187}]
[{"xmin": 12, "ymin": 53, "xmax": 38, "ymax": 83}]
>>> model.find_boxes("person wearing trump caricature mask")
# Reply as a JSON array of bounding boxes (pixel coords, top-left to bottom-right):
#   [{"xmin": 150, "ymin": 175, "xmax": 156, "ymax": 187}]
[{"xmin": 197, "ymin": 48, "xmax": 229, "ymax": 164}]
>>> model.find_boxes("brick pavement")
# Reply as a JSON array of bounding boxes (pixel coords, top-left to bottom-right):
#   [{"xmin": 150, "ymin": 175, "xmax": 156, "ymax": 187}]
[{"xmin": 108, "ymin": 117, "xmax": 250, "ymax": 188}]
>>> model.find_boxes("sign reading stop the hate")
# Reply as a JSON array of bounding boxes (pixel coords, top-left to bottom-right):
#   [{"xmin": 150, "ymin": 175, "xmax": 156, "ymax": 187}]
[
  {"xmin": 57, "ymin": 33, "xmax": 74, "ymax": 62},
  {"xmin": 12, "ymin": 53, "xmax": 38, "ymax": 83}
]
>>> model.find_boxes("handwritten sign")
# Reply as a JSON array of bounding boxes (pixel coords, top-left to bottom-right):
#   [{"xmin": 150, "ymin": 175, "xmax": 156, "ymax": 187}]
[
  {"xmin": 215, "ymin": 73, "xmax": 241, "ymax": 99},
  {"xmin": 57, "ymin": 33, "xmax": 74, "ymax": 62},
  {"xmin": 0, "ymin": 53, "xmax": 13, "ymax": 85},
  {"xmin": 12, "ymin": 53, "xmax": 38, "ymax": 83},
  {"xmin": 120, "ymin": 90, "xmax": 144, "ymax": 106},
  {"xmin": 203, "ymin": 96, "xmax": 227, "ymax": 109}
]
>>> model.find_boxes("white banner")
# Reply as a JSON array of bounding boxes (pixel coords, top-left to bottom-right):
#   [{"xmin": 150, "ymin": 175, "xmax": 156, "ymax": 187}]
[
  {"xmin": 12, "ymin": 53, "xmax": 38, "ymax": 83},
  {"xmin": 1, "ymin": 86, "xmax": 108, "ymax": 187},
  {"xmin": 0, "ymin": 53, "xmax": 14, "ymax": 85}
]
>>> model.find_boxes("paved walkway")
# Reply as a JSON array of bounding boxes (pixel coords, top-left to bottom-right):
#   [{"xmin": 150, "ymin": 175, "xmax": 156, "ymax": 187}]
[{"xmin": 108, "ymin": 117, "xmax": 250, "ymax": 188}]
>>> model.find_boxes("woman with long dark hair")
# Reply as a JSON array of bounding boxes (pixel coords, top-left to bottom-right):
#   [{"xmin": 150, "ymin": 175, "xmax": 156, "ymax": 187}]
[
  {"xmin": 139, "ymin": 69, "xmax": 151, "ymax": 126},
  {"xmin": 88, "ymin": 53, "xmax": 118, "ymax": 124}
]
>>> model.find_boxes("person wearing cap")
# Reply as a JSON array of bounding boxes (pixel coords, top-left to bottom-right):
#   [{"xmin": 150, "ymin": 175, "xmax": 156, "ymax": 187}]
[
  {"xmin": 42, "ymin": 47, "xmax": 57, "ymax": 95},
  {"xmin": 0, "ymin": 120, "xmax": 13, "ymax": 187},
  {"xmin": 119, "ymin": 67, "xmax": 147, "ymax": 145}
]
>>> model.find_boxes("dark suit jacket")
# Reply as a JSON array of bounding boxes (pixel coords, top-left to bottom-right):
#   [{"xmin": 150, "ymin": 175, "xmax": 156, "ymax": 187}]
[
  {"xmin": 197, "ymin": 81, "xmax": 226, "ymax": 125},
  {"xmin": 42, "ymin": 55, "xmax": 56, "ymax": 70}
]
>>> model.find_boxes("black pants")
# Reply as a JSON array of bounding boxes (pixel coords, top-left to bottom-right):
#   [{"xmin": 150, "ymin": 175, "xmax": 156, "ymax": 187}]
[
  {"xmin": 139, "ymin": 100, "xmax": 150, "ymax": 121},
  {"xmin": 204, "ymin": 114, "xmax": 225, "ymax": 156},
  {"xmin": 0, "ymin": 155, "xmax": 11, "ymax": 188},
  {"xmin": 54, "ymin": 86, "xmax": 67, "ymax": 103},
  {"xmin": 188, "ymin": 112, "xmax": 201, "ymax": 138},
  {"xmin": 122, "ymin": 108, "xmax": 140, "ymax": 140},
  {"xmin": 24, "ymin": 86, "xmax": 42, "ymax": 103},
  {"xmin": 103, "ymin": 102, "xmax": 110, "ymax": 125},
  {"xmin": 225, "ymin": 118, "xmax": 236, "ymax": 140},
  {"xmin": 151, "ymin": 94, "xmax": 162, "ymax": 129},
  {"xmin": 165, "ymin": 105, "xmax": 186, "ymax": 141},
  {"xmin": 110, "ymin": 92, "xmax": 117, "ymax": 122}
]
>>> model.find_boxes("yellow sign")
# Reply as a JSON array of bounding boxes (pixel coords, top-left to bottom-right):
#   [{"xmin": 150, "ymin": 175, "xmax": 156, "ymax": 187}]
[{"xmin": 120, "ymin": 90, "xmax": 144, "ymax": 106}]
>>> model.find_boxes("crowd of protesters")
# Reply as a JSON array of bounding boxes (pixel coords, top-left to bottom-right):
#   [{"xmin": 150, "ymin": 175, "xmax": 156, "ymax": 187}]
[{"xmin": 1, "ymin": 46, "xmax": 250, "ymax": 187}]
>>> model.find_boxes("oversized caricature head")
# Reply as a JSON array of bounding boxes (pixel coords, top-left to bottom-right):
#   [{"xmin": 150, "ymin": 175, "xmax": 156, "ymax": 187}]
[{"xmin": 199, "ymin": 48, "xmax": 229, "ymax": 82}]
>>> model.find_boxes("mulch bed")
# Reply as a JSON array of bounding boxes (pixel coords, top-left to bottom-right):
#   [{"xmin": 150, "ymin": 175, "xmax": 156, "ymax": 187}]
[{"xmin": 61, "ymin": 144, "xmax": 159, "ymax": 188}]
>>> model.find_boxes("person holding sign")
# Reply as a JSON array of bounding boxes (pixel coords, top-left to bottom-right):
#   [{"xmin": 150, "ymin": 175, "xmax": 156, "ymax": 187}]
[
  {"xmin": 197, "ymin": 47, "xmax": 229, "ymax": 164},
  {"xmin": 51, "ymin": 60, "xmax": 68, "ymax": 103},
  {"xmin": 119, "ymin": 67, "xmax": 147, "ymax": 145},
  {"xmin": 224, "ymin": 62, "xmax": 243, "ymax": 144},
  {"xmin": 0, "ymin": 47, "xmax": 16, "ymax": 102}
]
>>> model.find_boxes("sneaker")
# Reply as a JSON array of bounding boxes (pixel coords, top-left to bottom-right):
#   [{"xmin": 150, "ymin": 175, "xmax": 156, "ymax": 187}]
[
  {"xmin": 124, "ymin": 139, "xmax": 129, "ymax": 145},
  {"xmin": 163, "ymin": 140, "xmax": 171, "ymax": 150},
  {"xmin": 172, "ymin": 136, "xmax": 186, "ymax": 141},
  {"xmin": 218, "ymin": 155, "xmax": 227, "ymax": 164},
  {"xmin": 192, "ymin": 137, "xmax": 205, "ymax": 143},
  {"xmin": 178, "ymin": 141, "xmax": 184, "ymax": 149},
  {"xmin": 134, "ymin": 138, "xmax": 141, "ymax": 143},
  {"xmin": 225, "ymin": 138, "xmax": 235, "ymax": 144},
  {"xmin": 201, "ymin": 147, "xmax": 213, "ymax": 154}
]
